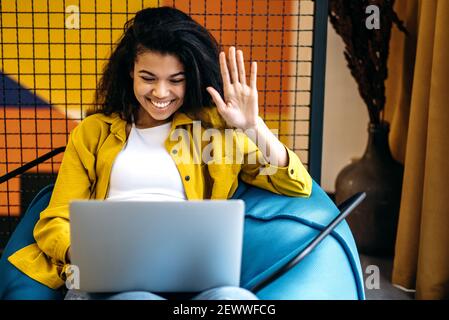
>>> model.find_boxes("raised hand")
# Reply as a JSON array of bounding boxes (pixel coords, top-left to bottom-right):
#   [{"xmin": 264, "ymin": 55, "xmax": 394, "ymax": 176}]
[{"xmin": 207, "ymin": 46, "xmax": 259, "ymax": 131}]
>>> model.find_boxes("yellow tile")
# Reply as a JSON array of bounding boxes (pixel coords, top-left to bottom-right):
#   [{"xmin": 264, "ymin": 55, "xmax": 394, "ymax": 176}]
[
  {"xmin": 79, "ymin": 1, "xmax": 96, "ymax": 13},
  {"xmin": 2, "ymin": 13, "xmax": 18, "ymax": 28},
  {"xmin": 2, "ymin": 48, "xmax": 19, "ymax": 63},
  {"xmin": 67, "ymin": 60, "xmax": 81, "ymax": 74},
  {"xmin": 18, "ymin": 60, "xmax": 34, "ymax": 73},
  {"xmin": 280, "ymin": 135, "xmax": 293, "ymax": 148},
  {"xmin": 65, "ymin": 2, "xmax": 81, "ymax": 15},
  {"xmin": 65, "ymin": 29, "xmax": 82, "ymax": 43},
  {"xmin": 33, "ymin": 28, "xmax": 49, "ymax": 43},
  {"xmin": 280, "ymin": 121, "xmax": 294, "ymax": 134},
  {"xmin": 1, "ymin": 1, "xmax": 17, "ymax": 12},
  {"xmin": 128, "ymin": 0, "xmax": 146, "ymax": 14},
  {"xmin": 97, "ymin": 44, "xmax": 112, "ymax": 60},
  {"xmin": 112, "ymin": 0, "xmax": 127, "ymax": 12},
  {"xmin": 50, "ymin": 90, "xmax": 67, "ymax": 104},
  {"xmin": 49, "ymin": 29, "xmax": 65, "ymax": 43},
  {"xmin": 48, "ymin": 44, "xmax": 66, "ymax": 59},
  {"xmin": 82, "ymin": 89, "xmax": 96, "ymax": 103},
  {"xmin": 33, "ymin": 13, "xmax": 49, "ymax": 28},
  {"xmin": 65, "ymin": 44, "xmax": 81, "ymax": 59},
  {"xmin": 96, "ymin": 14, "xmax": 112, "ymax": 28},
  {"xmin": 80, "ymin": 45, "xmax": 96, "ymax": 58},
  {"xmin": 81, "ymin": 59, "xmax": 96, "ymax": 71},
  {"xmin": 66, "ymin": 74, "xmax": 82, "ymax": 86},
  {"xmin": 111, "ymin": 14, "xmax": 129, "ymax": 29},
  {"xmin": 17, "ymin": 13, "xmax": 34, "ymax": 28},
  {"xmin": 97, "ymin": 29, "xmax": 112, "ymax": 43},
  {"xmin": 111, "ymin": 28, "xmax": 125, "ymax": 42},
  {"xmin": 35, "ymin": 75, "xmax": 50, "ymax": 88},
  {"xmin": 96, "ymin": 59, "xmax": 108, "ymax": 72},
  {"xmin": 80, "ymin": 29, "xmax": 96, "ymax": 42},
  {"xmin": 49, "ymin": 13, "xmax": 66, "ymax": 29},
  {"xmin": 3, "ymin": 28, "xmax": 18, "ymax": 43},
  {"xmin": 19, "ymin": 75, "xmax": 35, "ymax": 87},
  {"xmin": 4, "ymin": 63, "xmax": 19, "ymax": 74},
  {"xmin": 18, "ymin": 28, "xmax": 34, "ymax": 43},
  {"xmin": 49, "ymin": 59, "xmax": 66, "ymax": 73},
  {"xmin": 66, "ymin": 90, "xmax": 81, "ymax": 104},
  {"xmin": 81, "ymin": 74, "xmax": 97, "ymax": 86},
  {"xmin": 65, "ymin": 60, "xmax": 80, "ymax": 74},
  {"xmin": 33, "ymin": 0, "xmax": 49, "ymax": 12},
  {"xmin": 265, "ymin": 120, "xmax": 280, "ymax": 131},
  {"xmin": 50, "ymin": 75, "xmax": 67, "ymax": 89},
  {"xmin": 48, "ymin": 0, "xmax": 65, "ymax": 12},
  {"xmin": 81, "ymin": 13, "xmax": 96, "ymax": 28},
  {"xmin": 18, "ymin": 44, "xmax": 34, "ymax": 59}
]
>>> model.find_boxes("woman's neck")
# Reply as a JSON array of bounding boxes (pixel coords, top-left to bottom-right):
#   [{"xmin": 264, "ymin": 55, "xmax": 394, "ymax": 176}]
[{"xmin": 135, "ymin": 107, "xmax": 172, "ymax": 129}]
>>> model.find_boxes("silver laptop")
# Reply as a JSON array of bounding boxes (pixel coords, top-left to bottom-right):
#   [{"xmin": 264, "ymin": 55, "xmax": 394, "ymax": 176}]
[{"xmin": 69, "ymin": 200, "xmax": 245, "ymax": 293}]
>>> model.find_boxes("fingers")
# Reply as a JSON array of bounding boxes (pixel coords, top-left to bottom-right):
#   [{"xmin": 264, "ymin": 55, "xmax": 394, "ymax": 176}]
[
  {"xmin": 220, "ymin": 47, "xmax": 255, "ymax": 88},
  {"xmin": 237, "ymin": 49, "xmax": 246, "ymax": 86},
  {"xmin": 206, "ymin": 86, "xmax": 228, "ymax": 111},
  {"xmin": 228, "ymin": 46, "xmax": 239, "ymax": 84},
  {"xmin": 219, "ymin": 51, "xmax": 231, "ymax": 89},
  {"xmin": 250, "ymin": 61, "xmax": 257, "ymax": 89}
]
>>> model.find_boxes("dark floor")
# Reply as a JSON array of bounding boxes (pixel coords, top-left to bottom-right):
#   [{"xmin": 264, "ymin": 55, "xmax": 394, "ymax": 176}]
[{"xmin": 359, "ymin": 254, "xmax": 415, "ymax": 300}]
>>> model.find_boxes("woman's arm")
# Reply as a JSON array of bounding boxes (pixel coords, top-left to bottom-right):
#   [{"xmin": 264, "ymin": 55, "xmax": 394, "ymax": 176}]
[
  {"xmin": 235, "ymin": 129, "xmax": 312, "ymax": 197},
  {"xmin": 33, "ymin": 121, "xmax": 97, "ymax": 265},
  {"xmin": 207, "ymin": 46, "xmax": 312, "ymax": 196},
  {"xmin": 244, "ymin": 116, "xmax": 288, "ymax": 167}
]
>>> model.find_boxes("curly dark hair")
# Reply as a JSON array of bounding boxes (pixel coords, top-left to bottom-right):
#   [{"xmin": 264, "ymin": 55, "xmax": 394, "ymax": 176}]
[{"xmin": 89, "ymin": 6, "xmax": 223, "ymax": 124}]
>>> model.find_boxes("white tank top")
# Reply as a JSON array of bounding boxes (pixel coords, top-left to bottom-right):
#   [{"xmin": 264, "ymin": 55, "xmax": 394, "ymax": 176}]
[{"xmin": 106, "ymin": 121, "xmax": 187, "ymax": 202}]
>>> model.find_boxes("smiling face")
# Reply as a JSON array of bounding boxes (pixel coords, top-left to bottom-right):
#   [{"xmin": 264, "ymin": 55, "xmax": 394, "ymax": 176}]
[{"xmin": 131, "ymin": 50, "xmax": 186, "ymax": 128}]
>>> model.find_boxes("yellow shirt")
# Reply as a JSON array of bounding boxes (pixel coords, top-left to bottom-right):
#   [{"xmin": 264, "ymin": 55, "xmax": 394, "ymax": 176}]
[{"xmin": 8, "ymin": 107, "xmax": 312, "ymax": 289}]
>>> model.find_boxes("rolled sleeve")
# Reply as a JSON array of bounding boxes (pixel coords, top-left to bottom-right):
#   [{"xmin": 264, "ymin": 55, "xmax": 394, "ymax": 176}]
[
  {"xmin": 264, "ymin": 147, "xmax": 312, "ymax": 196},
  {"xmin": 240, "ymin": 139, "xmax": 312, "ymax": 197}
]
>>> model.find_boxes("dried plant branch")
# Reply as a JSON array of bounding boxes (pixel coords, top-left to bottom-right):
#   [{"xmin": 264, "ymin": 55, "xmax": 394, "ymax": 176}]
[{"xmin": 328, "ymin": 0, "xmax": 407, "ymax": 124}]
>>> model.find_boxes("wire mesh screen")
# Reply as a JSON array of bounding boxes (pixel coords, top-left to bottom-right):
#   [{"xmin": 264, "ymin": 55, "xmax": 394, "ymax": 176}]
[{"xmin": 0, "ymin": 0, "xmax": 323, "ymax": 250}]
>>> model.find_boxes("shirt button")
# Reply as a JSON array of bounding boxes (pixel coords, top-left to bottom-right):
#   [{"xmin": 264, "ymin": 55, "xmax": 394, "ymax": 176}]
[
  {"xmin": 290, "ymin": 169, "xmax": 294, "ymax": 174},
  {"xmin": 185, "ymin": 175, "xmax": 190, "ymax": 181},
  {"xmin": 172, "ymin": 149, "xmax": 178, "ymax": 155}
]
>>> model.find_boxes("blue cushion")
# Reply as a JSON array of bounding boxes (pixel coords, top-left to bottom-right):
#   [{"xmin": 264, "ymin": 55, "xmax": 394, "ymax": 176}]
[
  {"xmin": 0, "ymin": 184, "xmax": 64, "ymax": 300},
  {"xmin": 232, "ymin": 180, "xmax": 365, "ymax": 300},
  {"xmin": 0, "ymin": 181, "xmax": 365, "ymax": 300}
]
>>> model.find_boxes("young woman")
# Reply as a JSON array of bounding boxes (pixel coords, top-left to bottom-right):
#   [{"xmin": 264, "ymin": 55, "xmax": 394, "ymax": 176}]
[{"xmin": 8, "ymin": 6, "xmax": 312, "ymax": 300}]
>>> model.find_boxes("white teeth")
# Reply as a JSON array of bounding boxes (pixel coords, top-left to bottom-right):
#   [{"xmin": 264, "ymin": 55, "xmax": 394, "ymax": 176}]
[{"xmin": 151, "ymin": 99, "xmax": 173, "ymax": 109}]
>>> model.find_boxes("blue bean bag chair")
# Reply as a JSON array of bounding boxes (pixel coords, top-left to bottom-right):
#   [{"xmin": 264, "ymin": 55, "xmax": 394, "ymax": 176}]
[
  {"xmin": 0, "ymin": 181, "xmax": 365, "ymax": 300},
  {"xmin": 0, "ymin": 184, "xmax": 63, "ymax": 300}
]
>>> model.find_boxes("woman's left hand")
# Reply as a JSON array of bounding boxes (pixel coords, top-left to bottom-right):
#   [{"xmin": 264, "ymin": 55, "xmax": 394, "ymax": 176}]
[{"xmin": 207, "ymin": 47, "xmax": 259, "ymax": 131}]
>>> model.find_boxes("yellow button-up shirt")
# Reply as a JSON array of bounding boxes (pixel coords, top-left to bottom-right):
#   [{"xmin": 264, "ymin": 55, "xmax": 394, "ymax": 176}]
[{"xmin": 8, "ymin": 107, "xmax": 312, "ymax": 289}]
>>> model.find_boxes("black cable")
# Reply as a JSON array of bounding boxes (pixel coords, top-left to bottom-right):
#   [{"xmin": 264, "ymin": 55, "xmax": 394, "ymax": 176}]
[{"xmin": 249, "ymin": 191, "xmax": 366, "ymax": 293}]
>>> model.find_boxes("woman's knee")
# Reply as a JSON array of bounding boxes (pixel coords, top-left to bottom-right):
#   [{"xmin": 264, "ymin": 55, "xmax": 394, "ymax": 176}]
[
  {"xmin": 193, "ymin": 286, "xmax": 258, "ymax": 300},
  {"xmin": 65, "ymin": 290, "xmax": 166, "ymax": 300},
  {"xmin": 105, "ymin": 291, "xmax": 166, "ymax": 300}
]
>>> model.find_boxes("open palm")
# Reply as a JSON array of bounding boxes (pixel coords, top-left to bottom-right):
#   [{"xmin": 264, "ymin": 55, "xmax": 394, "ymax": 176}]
[{"xmin": 207, "ymin": 47, "xmax": 259, "ymax": 130}]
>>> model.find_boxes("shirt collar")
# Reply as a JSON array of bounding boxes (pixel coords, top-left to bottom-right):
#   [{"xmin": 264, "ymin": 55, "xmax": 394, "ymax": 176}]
[{"xmin": 104, "ymin": 107, "xmax": 226, "ymax": 141}]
